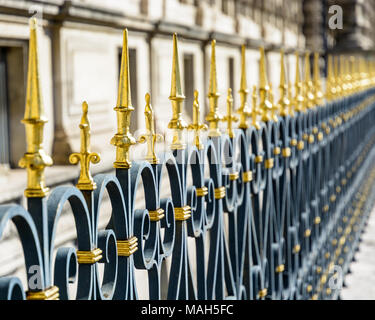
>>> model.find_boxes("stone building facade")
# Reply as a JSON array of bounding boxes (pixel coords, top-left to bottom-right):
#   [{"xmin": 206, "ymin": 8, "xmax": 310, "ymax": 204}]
[{"xmin": 0, "ymin": 0, "xmax": 311, "ymax": 205}]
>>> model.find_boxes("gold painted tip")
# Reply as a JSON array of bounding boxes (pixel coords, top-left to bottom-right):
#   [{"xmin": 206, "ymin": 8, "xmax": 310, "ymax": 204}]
[
  {"xmin": 280, "ymin": 50, "xmax": 286, "ymax": 86},
  {"xmin": 24, "ymin": 15, "xmax": 46, "ymax": 122},
  {"xmin": 145, "ymin": 92, "xmax": 151, "ymax": 105},
  {"xmin": 30, "ymin": 17, "xmax": 38, "ymax": 29},
  {"xmin": 116, "ymin": 28, "xmax": 132, "ymax": 109},
  {"xmin": 240, "ymin": 44, "xmax": 248, "ymax": 92},
  {"xmin": 208, "ymin": 39, "xmax": 219, "ymax": 97},
  {"xmin": 194, "ymin": 90, "xmax": 199, "ymax": 100},
  {"xmin": 305, "ymin": 52, "xmax": 311, "ymax": 80},
  {"xmin": 82, "ymin": 101, "xmax": 88, "ymax": 114},
  {"xmin": 170, "ymin": 33, "xmax": 184, "ymax": 100},
  {"xmin": 259, "ymin": 47, "xmax": 268, "ymax": 90}
]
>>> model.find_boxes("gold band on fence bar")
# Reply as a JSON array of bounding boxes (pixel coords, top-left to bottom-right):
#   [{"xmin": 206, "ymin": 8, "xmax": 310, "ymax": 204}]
[
  {"xmin": 117, "ymin": 237, "xmax": 138, "ymax": 256},
  {"xmin": 255, "ymin": 155, "xmax": 263, "ymax": 164},
  {"xmin": 282, "ymin": 147, "xmax": 291, "ymax": 158},
  {"xmin": 174, "ymin": 206, "xmax": 191, "ymax": 221},
  {"xmin": 265, "ymin": 158, "xmax": 274, "ymax": 169},
  {"xmin": 26, "ymin": 286, "xmax": 59, "ymax": 300},
  {"xmin": 293, "ymin": 244, "xmax": 301, "ymax": 254},
  {"xmin": 242, "ymin": 171, "xmax": 253, "ymax": 183},
  {"xmin": 148, "ymin": 208, "xmax": 165, "ymax": 222},
  {"xmin": 196, "ymin": 186, "xmax": 208, "ymax": 197},
  {"xmin": 258, "ymin": 288, "xmax": 268, "ymax": 298},
  {"xmin": 214, "ymin": 187, "xmax": 226, "ymax": 200},
  {"xmin": 229, "ymin": 172, "xmax": 239, "ymax": 181},
  {"xmin": 77, "ymin": 248, "xmax": 103, "ymax": 264},
  {"xmin": 275, "ymin": 264, "xmax": 285, "ymax": 273}
]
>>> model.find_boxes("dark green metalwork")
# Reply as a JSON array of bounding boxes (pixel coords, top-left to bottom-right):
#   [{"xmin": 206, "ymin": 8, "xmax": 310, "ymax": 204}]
[{"xmin": 1, "ymin": 87, "xmax": 375, "ymax": 300}]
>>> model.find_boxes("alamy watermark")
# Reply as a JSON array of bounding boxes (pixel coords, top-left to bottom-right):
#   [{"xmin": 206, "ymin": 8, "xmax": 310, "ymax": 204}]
[{"xmin": 329, "ymin": 5, "xmax": 343, "ymax": 30}]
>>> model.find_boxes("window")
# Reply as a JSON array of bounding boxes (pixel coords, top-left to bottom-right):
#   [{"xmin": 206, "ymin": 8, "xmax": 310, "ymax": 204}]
[
  {"xmin": 183, "ymin": 53, "xmax": 195, "ymax": 121},
  {"xmin": 0, "ymin": 48, "xmax": 9, "ymax": 165}
]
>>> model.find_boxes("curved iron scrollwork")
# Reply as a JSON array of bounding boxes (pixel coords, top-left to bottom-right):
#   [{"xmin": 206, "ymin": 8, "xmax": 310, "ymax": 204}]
[{"xmin": 1, "ymin": 19, "xmax": 375, "ymax": 300}]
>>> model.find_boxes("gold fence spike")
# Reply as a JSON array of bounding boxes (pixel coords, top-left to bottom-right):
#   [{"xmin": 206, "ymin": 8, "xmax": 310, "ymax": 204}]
[
  {"xmin": 278, "ymin": 50, "xmax": 290, "ymax": 117},
  {"xmin": 340, "ymin": 55, "xmax": 348, "ymax": 96},
  {"xmin": 304, "ymin": 52, "xmax": 315, "ymax": 109},
  {"xmin": 111, "ymin": 29, "xmax": 137, "ymax": 169},
  {"xmin": 258, "ymin": 47, "xmax": 273, "ymax": 122},
  {"xmin": 251, "ymin": 85, "xmax": 261, "ymax": 129},
  {"xmin": 168, "ymin": 33, "xmax": 188, "ymax": 150},
  {"xmin": 238, "ymin": 45, "xmax": 251, "ymax": 129},
  {"xmin": 18, "ymin": 18, "xmax": 53, "ymax": 198},
  {"xmin": 188, "ymin": 90, "xmax": 207, "ymax": 150},
  {"xmin": 351, "ymin": 56, "xmax": 359, "ymax": 93},
  {"xmin": 69, "ymin": 102, "xmax": 100, "ymax": 191},
  {"xmin": 334, "ymin": 56, "xmax": 342, "ymax": 97},
  {"xmin": 269, "ymin": 83, "xmax": 278, "ymax": 122},
  {"xmin": 294, "ymin": 52, "xmax": 305, "ymax": 112},
  {"xmin": 345, "ymin": 57, "xmax": 353, "ymax": 95},
  {"xmin": 288, "ymin": 82, "xmax": 295, "ymax": 117},
  {"xmin": 326, "ymin": 55, "xmax": 336, "ymax": 100},
  {"xmin": 222, "ymin": 88, "xmax": 238, "ymax": 138},
  {"xmin": 206, "ymin": 40, "xmax": 223, "ymax": 137},
  {"xmin": 313, "ymin": 52, "xmax": 324, "ymax": 106},
  {"xmin": 139, "ymin": 93, "xmax": 163, "ymax": 164}
]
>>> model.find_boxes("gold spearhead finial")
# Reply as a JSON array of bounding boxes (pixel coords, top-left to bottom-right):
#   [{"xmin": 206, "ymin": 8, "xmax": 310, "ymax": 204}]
[
  {"xmin": 340, "ymin": 55, "xmax": 348, "ymax": 96},
  {"xmin": 251, "ymin": 85, "xmax": 261, "ymax": 129},
  {"xmin": 188, "ymin": 90, "xmax": 208, "ymax": 150},
  {"xmin": 168, "ymin": 33, "xmax": 187, "ymax": 150},
  {"xmin": 238, "ymin": 45, "xmax": 251, "ymax": 129},
  {"xmin": 334, "ymin": 56, "xmax": 342, "ymax": 97},
  {"xmin": 294, "ymin": 52, "xmax": 305, "ymax": 112},
  {"xmin": 278, "ymin": 50, "xmax": 291, "ymax": 117},
  {"xmin": 69, "ymin": 102, "xmax": 100, "ymax": 191},
  {"xmin": 326, "ymin": 55, "xmax": 336, "ymax": 100},
  {"xmin": 344, "ymin": 57, "xmax": 353, "ymax": 95},
  {"xmin": 304, "ymin": 52, "xmax": 315, "ymax": 109},
  {"xmin": 18, "ymin": 18, "xmax": 53, "ymax": 198},
  {"xmin": 313, "ymin": 53, "xmax": 324, "ymax": 106},
  {"xmin": 258, "ymin": 47, "xmax": 273, "ymax": 122},
  {"xmin": 111, "ymin": 29, "xmax": 137, "ymax": 169},
  {"xmin": 139, "ymin": 93, "xmax": 163, "ymax": 164},
  {"xmin": 222, "ymin": 88, "xmax": 238, "ymax": 138},
  {"xmin": 206, "ymin": 40, "xmax": 223, "ymax": 137}
]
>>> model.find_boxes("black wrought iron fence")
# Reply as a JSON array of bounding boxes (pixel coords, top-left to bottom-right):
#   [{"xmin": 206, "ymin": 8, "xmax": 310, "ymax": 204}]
[{"xmin": 1, "ymin": 19, "xmax": 375, "ymax": 300}]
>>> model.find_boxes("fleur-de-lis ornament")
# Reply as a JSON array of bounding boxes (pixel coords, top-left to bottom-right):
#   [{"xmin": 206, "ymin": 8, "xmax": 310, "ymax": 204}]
[
  {"xmin": 69, "ymin": 102, "xmax": 101, "ymax": 190},
  {"xmin": 188, "ymin": 90, "xmax": 208, "ymax": 150},
  {"xmin": 222, "ymin": 88, "xmax": 239, "ymax": 138},
  {"xmin": 139, "ymin": 93, "xmax": 163, "ymax": 164}
]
